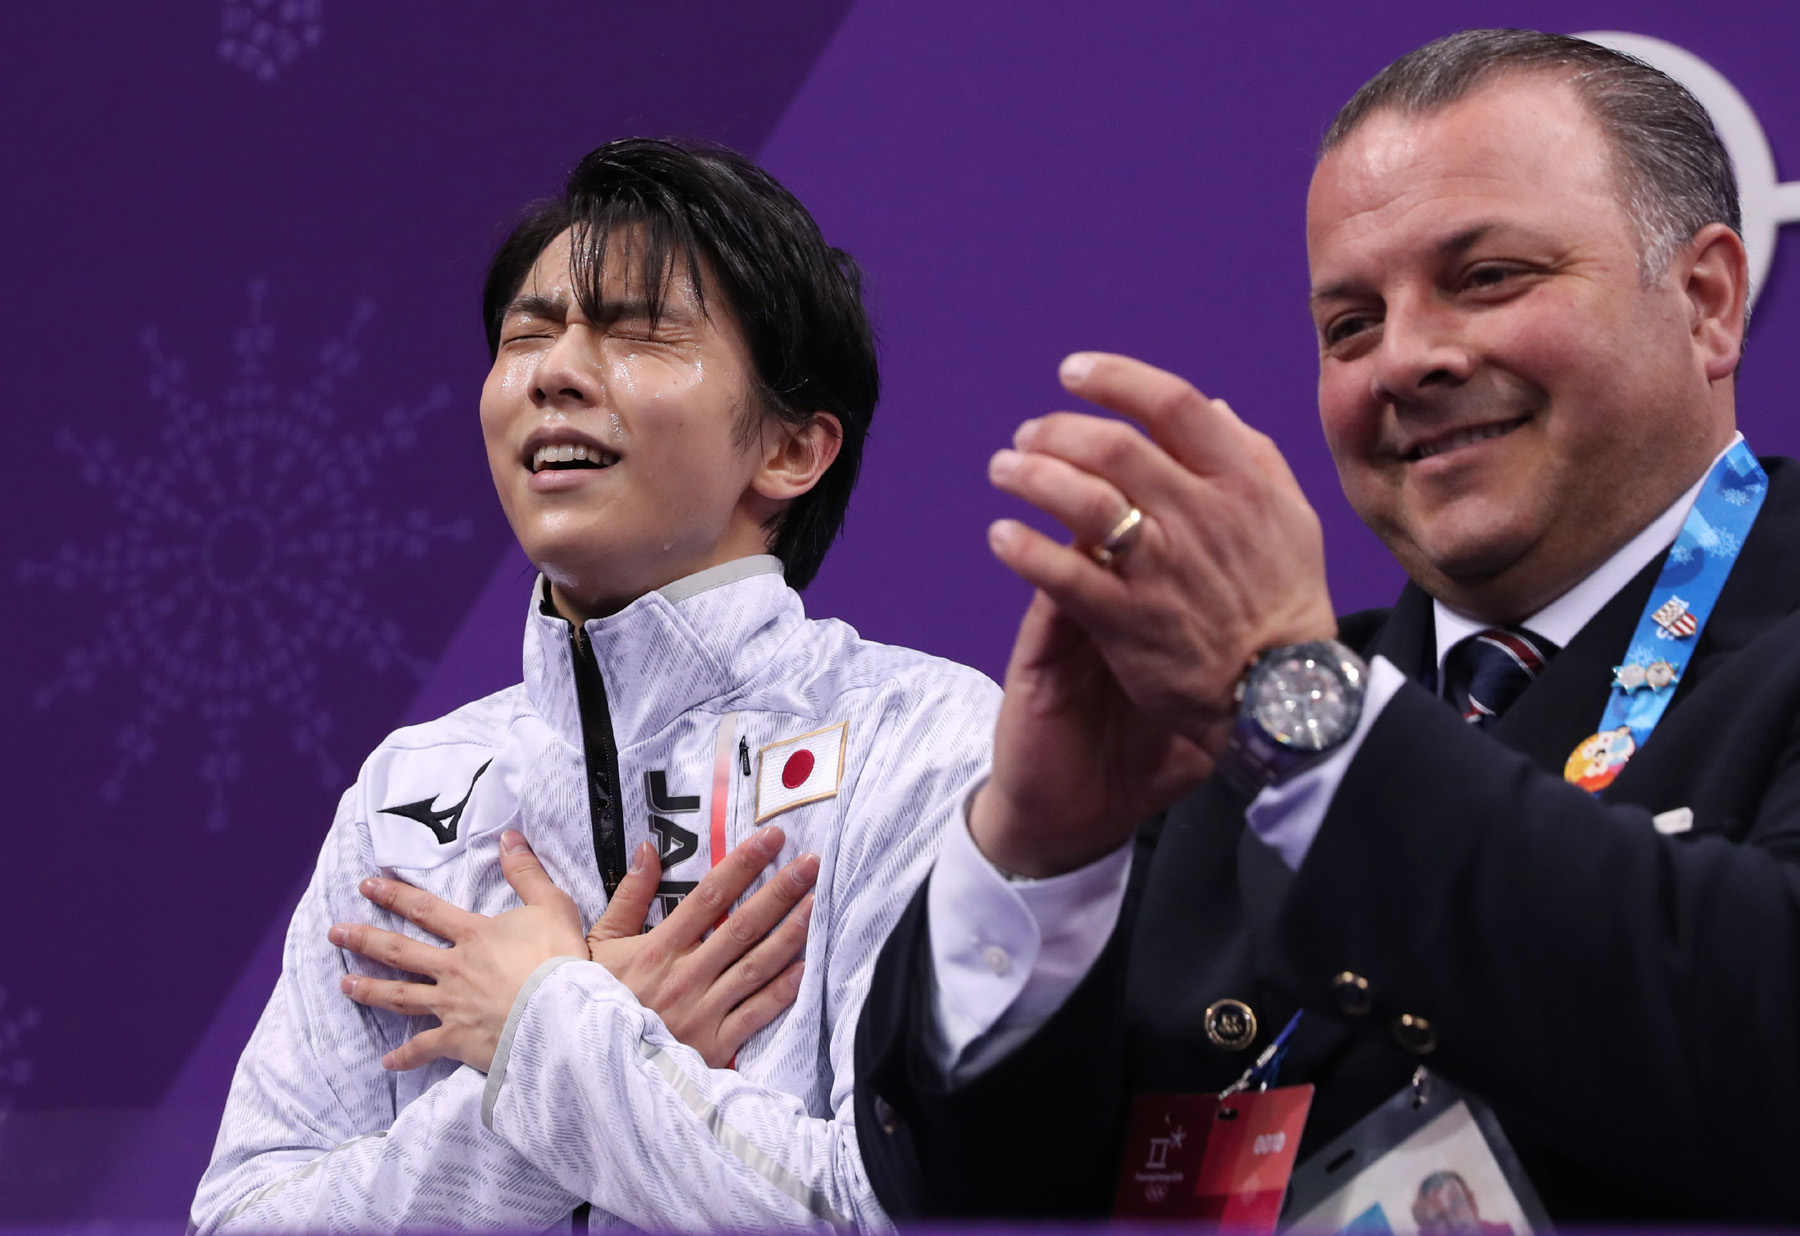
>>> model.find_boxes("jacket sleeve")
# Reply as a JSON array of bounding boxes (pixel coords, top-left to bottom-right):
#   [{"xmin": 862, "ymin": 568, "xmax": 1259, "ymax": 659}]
[
  {"xmin": 854, "ymin": 819, "xmax": 1159, "ymax": 1221},
  {"xmin": 1262, "ymin": 680, "xmax": 1800, "ymax": 1218},
  {"xmin": 480, "ymin": 673, "xmax": 1000, "ymax": 1232},
  {"xmin": 190, "ymin": 787, "xmax": 582, "ymax": 1234}
]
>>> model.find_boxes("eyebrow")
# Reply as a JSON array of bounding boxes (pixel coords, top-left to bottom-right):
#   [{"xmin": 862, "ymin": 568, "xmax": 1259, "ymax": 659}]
[
  {"xmin": 503, "ymin": 293, "xmax": 568, "ymax": 321},
  {"xmin": 1310, "ymin": 223, "xmax": 1501, "ymax": 306},
  {"xmin": 501, "ymin": 293, "xmax": 682, "ymax": 325}
]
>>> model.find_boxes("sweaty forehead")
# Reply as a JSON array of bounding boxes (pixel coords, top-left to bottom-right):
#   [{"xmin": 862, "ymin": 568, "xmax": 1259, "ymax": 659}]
[{"xmin": 515, "ymin": 226, "xmax": 705, "ymax": 311}]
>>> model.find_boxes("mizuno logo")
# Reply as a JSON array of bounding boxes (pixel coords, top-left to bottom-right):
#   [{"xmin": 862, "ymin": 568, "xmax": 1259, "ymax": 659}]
[{"xmin": 379, "ymin": 759, "xmax": 493, "ymax": 845}]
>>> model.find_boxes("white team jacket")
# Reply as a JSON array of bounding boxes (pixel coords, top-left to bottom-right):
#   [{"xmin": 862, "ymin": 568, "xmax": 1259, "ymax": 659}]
[{"xmin": 192, "ymin": 557, "xmax": 999, "ymax": 1233}]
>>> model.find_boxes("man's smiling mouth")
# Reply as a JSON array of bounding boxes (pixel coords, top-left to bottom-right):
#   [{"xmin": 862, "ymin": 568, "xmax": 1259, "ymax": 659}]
[
  {"xmin": 1406, "ymin": 417, "xmax": 1528, "ymax": 462},
  {"xmin": 529, "ymin": 442, "xmax": 620, "ymax": 473}
]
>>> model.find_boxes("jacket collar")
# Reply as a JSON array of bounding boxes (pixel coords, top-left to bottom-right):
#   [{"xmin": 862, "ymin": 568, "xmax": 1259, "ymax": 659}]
[{"xmin": 521, "ymin": 555, "xmax": 803, "ymax": 751}]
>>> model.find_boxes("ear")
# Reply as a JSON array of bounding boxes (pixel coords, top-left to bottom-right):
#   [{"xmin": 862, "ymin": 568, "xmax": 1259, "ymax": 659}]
[
  {"xmin": 751, "ymin": 413, "xmax": 843, "ymax": 503},
  {"xmin": 1675, "ymin": 222, "xmax": 1749, "ymax": 382}
]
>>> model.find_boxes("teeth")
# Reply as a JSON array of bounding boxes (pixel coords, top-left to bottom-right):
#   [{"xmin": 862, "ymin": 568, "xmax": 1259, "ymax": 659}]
[
  {"xmin": 1415, "ymin": 421, "xmax": 1517, "ymax": 460},
  {"xmin": 531, "ymin": 442, "xmax": 617, "ymax": 472}
]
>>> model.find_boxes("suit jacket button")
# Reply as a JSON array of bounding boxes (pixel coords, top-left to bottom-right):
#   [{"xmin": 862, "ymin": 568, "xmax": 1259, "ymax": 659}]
[
  {"xmin": 874, "ymin": 1095, "xmax": 898, "ymax": 1134},
  {"xmin": 1332, "ymin": 971, "xmax": 1372, "ymax": 1017},
  {"xmin": 1204, "ymin": 998, "xmax": 1259, "ymax": 1051},
  {"xmin": 1392, "ymin": 1013, "xmax": 1436, "ymax": 1055}
]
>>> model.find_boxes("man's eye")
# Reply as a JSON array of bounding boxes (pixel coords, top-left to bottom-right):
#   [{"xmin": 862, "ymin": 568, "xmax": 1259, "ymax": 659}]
[
  {"xmin": 1464, "ymin": 265, "xmax": 1514, "ymax": 289},
  {"xmin": 1325, "ymin": 315, "xmax": 1376, "ymax": 347}
]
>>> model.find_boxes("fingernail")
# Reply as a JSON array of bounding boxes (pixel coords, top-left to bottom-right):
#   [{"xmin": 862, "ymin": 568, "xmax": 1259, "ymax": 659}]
[
  {"xmin": 629, "ymin": 839, "xmax": 654, "ymax": 874},
  {"xmin": 790, "ymin": 853, "xmax": 821, "ymax": 888},
  {"xmin": 988, "ymin": 520, "xmax": 1018, "ymax": 554},
  {"xmin": 1059, "ymin": 353, "xmax": 1095, "ymax": 385},
  {"xmin": 328, "ymin": 925, "xmax": 347, "ymax": 947},
  {"xmin": 989, "ymin": 448, "xmax": 1021, "ymax": 482},
  {"xmin": 360, "ymin": 878, "xmax": 384, "ymax": 898},
  {"xmin": 339, "ymin": 975, "xmax": 357, "ymax": 995},
  {"xmin": 789, "ymin": 962, "xmax": 806, "ymax": 990},
  {"xmin": 797, "ymin": 894, "xmax": 815, "ymax": 925},
  {"xmin": 501, "ymin": 829, "xmax": 528, "ymax": 854},
  {"xmin": 1012, "ymin": 419, "xmax": 1041, "ymax": 449},
  {"xmin": 755, "ymin": 824, "xmax": 783, "ymax": 854}
]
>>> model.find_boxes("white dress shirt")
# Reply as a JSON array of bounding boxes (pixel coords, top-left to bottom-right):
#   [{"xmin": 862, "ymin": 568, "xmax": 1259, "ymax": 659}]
[{"xmin": 928, "ymin": 436, "xmax": 1739, "ymax": 1079}]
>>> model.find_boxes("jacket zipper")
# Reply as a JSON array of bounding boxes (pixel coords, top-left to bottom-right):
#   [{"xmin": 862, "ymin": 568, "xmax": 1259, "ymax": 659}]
[{"xmin": 568, "ymin": 623, "xmax": 628, "ymax": 896}]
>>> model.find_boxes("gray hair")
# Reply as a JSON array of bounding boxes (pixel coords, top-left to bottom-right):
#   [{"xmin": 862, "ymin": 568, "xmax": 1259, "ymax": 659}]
[{"xmin": 1320, "ymin": 29, "xmax": 1741, "ymax": 282}]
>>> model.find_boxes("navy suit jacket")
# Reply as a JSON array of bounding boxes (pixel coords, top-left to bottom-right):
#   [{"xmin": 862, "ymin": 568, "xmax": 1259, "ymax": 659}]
[{"xmin": 854, "ymin": 456, "xmax": 1800, "ymax": 1223}]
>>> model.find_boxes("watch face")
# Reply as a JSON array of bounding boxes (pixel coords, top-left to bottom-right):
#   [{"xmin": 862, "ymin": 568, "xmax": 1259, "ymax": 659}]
[{"xmin": 1250, "ymin": 649, "xmax": 1357, "ymax": 752}]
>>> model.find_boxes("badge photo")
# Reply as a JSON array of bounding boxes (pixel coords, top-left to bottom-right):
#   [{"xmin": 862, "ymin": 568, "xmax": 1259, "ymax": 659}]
[
  {"xmin": 755, "ymin": 721, "xmax": 848, "ymax": 822},
  {"xmin": 1285, "ymin": 1073, "xmax": 1550, "ymax": 1236}
]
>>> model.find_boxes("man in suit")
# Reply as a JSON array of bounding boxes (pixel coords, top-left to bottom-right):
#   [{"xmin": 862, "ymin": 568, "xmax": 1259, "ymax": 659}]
[{"xmin": 854, "ymin": 29, "xmax": 1800, "ymax": 1223}]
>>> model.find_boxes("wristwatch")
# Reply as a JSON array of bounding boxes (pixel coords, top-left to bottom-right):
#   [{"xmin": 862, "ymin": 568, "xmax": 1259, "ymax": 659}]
[{"xmin": 1220, "ymin": 639, "xmax": 1367, "ymax": 794}]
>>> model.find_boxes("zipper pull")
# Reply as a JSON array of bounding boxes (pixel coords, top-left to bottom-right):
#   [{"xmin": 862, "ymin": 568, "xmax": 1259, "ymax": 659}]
[{"xmin": 738, "ymin": 736, "xmax": 751, "ymax": 777}]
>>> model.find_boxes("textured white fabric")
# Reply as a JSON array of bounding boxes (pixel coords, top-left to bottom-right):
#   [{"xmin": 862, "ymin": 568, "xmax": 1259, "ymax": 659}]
[{"xmin": 193, "ymin": 561, "xmax": 1000, "ymax": 1233}]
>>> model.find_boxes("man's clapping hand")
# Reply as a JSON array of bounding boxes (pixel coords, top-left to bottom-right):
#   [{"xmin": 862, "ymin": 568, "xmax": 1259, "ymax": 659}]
[{"xmin": 972, "ymin": 353, "xmax": 1335, "ymax": 877}]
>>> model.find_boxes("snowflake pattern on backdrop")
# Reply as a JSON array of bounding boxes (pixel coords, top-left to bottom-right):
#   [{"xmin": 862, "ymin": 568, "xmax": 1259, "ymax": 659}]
[
  {"xmin": 219, "ymin": 0, "xmax": 322, "ymax": 82},
  {"xmin": 0, "ymin": 987, "xmax": 39, "ymax": 1127},
  {"xmin": 18, "ymin": 283, "xmax": 469, "ymax": 831}
]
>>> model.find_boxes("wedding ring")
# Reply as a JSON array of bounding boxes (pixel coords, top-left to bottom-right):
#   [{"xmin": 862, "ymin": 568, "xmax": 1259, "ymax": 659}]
[{"xmin": 1090, "ymin": 505, "xmax": 1144, "ymax": 566}]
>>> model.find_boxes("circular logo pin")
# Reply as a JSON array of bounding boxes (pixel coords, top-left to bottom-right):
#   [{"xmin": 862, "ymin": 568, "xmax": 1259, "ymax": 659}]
[
  {"xmin": 1203, "ymin": 998, "xmax": 1258, "ymax": 1052},
  {"xmin": 1565, "ymin": 726, "xmax": 1636, "ymax": 792}
]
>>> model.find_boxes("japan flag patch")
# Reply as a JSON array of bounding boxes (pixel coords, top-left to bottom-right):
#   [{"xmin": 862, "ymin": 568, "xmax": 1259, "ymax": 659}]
[{"xmin": 755, "ymin": 722, "xmax": 848, "ymax": 823}]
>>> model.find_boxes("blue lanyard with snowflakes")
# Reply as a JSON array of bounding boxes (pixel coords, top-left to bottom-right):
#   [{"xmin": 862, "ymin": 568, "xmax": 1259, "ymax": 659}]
[{"xmin": 1563, "ymin": 440, "xmax": 1768, "ymax": 794}]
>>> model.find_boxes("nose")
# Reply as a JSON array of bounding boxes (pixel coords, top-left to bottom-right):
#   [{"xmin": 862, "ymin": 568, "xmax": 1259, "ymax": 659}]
[
  {"xmin": 1369, "ymin": 292, "xmax": 1475, "ymax": 406},
  {"xmin": 530, "ymin": 324, "xmax": 602, "ymax": 412}
]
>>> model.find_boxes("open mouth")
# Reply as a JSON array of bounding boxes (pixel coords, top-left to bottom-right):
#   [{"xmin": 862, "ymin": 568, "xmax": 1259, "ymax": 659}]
[
  {"xmin": 528, "ymin": 442, "xmax": 620, "ymax": 473},
  {"xmin": 1406, "ymin": 417, "xmax": 1527, "ymax": 462}
]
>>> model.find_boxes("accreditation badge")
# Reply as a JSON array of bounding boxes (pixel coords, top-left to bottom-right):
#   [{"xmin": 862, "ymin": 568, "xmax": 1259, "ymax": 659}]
[
  {"xmin": 1113, "ymin": 1085, "xmax": 1313, "ymax": 1228},
  {"xmin": 1283, "ymin": 1072, "xmax": 1549, "ymax": 1234}
]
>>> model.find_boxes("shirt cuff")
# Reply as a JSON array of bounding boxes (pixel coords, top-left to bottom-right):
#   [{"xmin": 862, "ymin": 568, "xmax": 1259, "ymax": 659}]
[
  {"xmin": 1245, "ymin": 654, "xmax": 1407, "ymax": 870},
  {"xmin": 927, "ymin": 795, "xmax": 1133, "ymax": 1074}
]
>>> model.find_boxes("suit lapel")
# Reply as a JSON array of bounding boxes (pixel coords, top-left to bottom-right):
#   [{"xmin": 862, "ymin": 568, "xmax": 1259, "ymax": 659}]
[{"xmin": 1363, "ymin": 583, "xmax": 1436, "ymax": 683}]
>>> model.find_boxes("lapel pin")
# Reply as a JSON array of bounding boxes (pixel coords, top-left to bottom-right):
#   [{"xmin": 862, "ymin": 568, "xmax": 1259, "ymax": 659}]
[{"xmin": 1651, "ymin": 596, "xmax": 1698, "ymax": 639}]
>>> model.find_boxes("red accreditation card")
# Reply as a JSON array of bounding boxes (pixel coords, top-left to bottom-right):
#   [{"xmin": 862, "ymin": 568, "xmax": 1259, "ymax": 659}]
[{"xmin": 1113, "ymin": 1085, "xmax": 1313, "ymax": 1228}]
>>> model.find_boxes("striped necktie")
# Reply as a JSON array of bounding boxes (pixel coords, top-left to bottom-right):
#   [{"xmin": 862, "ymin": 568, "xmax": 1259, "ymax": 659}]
[{"xmin": 1442, "ymin": 627, "xmax": 1557, "ymax": 729}]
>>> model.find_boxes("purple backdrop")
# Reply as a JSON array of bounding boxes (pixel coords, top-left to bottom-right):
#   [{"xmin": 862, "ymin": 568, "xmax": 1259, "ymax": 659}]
[{"xmin": 1, "ymin": 0, "xmax": 1794, "ymax": 1226}]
